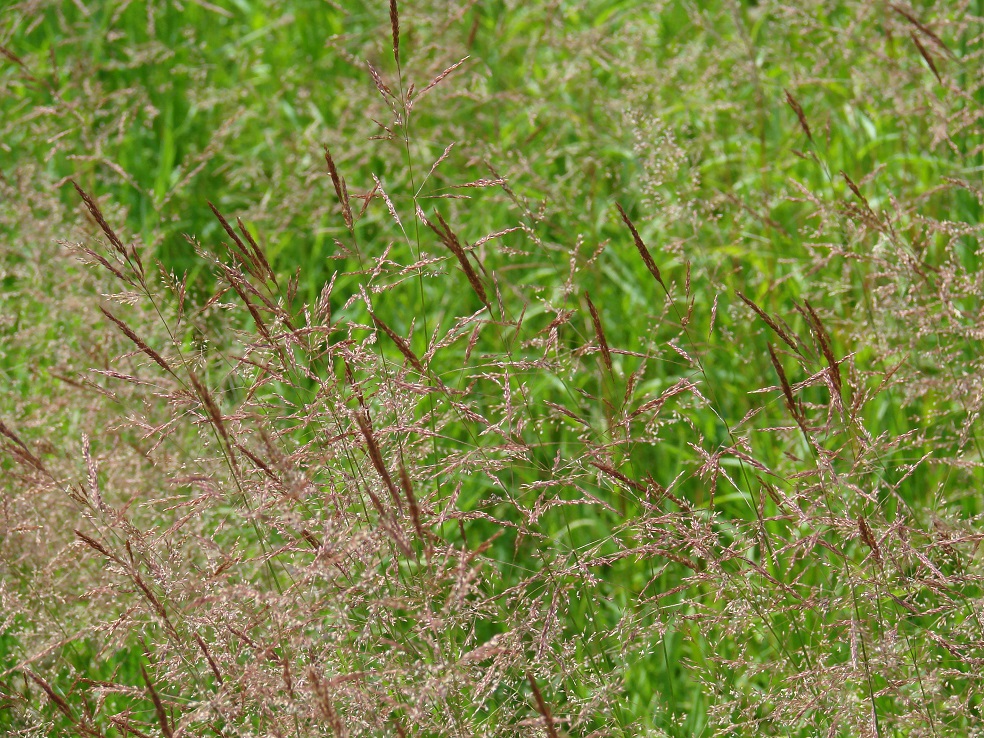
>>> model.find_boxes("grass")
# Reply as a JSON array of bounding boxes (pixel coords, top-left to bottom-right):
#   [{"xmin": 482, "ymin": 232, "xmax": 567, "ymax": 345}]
[{"xmin": 2, "ymin": 0, "xmax": 984, "ymax": 735}]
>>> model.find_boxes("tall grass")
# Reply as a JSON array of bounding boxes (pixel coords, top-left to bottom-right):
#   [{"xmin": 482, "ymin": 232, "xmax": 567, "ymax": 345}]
[{"xmin": 2, "ymin": 0, "xmax": 984, "ymax": 735}]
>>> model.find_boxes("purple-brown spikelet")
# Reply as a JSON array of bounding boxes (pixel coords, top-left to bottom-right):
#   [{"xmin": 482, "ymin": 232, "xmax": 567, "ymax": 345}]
[
  {"xmin": 324, "ymin": 146, "xmax": 354, "ymax": 230},
  {"xmin": 910, "ymin": 32, "xmax": 942, "ymax": 83},
  {"xmin": 801, "ymin": 299, "xmax": 842, "ymax": 399},
  {"xmin": 585, "ymin": 291, "xmax": 613, "ymax": 374},
  {"xmin": 188, "ymin": 369, "xmax": 229, "ymax": 443},
  {"xmin": 141, "ymin": 665, "xmax": 174, "ymax": 738},
  {"xmin": 858, "ymin": 516, "xmax": 882, "ymax": 565},
  {"xmin": 369, "ymin": 310, "xmax": 426, "ymax": 374},
  {"xmin": 435, "ymin": 212, "xmax": 492, "ymax": 310},
  {"xmin": 616, "ymin": 202, "xmax": 665, "ymax": 290},
  {"xmin": 109, "ymin": 715, "xmax": 154, "ymax": 738},
  {"xmin": 237, "ymin": 216, "xmax": 277, "ymax": 284},
  {"xmin": 389, "ymin": 0, "xmax": 400, "ymax": 66},
  {"xmin": 526, "ymin": 672, "xmax": 561, "ymax": 738},
  {"xmin": 646, "ymin": 472, "xmax": 685, "ymax": 508},
  {"xmin": 367, "ymin": 60, "xmax": 394, "ymax": 99},
  {"xmin": 767, "ymin": 343, "xmax": 799, "ymax": 422},
  {"xmin": 422, "ymin": 209, "xmax": 491, "ymax": 308},
  {"xmin": 890, "ymin": 3, "xmax": 954, "ymax": 57},
  {"xmin": 81, "ymin": 431, "xmax": 103, "ymax": 511},
  {"xmin": 736, "ymin": 291, "xmax": 799, "ymax": 353},
  {"xmin": 77, "ymin": 243, "xmax": 131, "ymax": 284},
  {"xmin": 24, "ymin": 669, "xmax": 74, "ymax": 720},
  {"xmin": 784, "ymin": 89, "xmax": 813, "ymax": 142},
  {"xmin": 72, "ymin": 181, "xmax": 126, "ymax": 256},
  {"xmin": 590, "ymin": 460, "xmax": 647, "ymax": 493},
  {"xmin": 0, "ymin": 419, "xmax": 46, "ymax": 472},
  {"xmin": 0, "ymin": 44, "xmax": 27, "ymax": 69},
  {"xmin": 234, "ymin": 439, "xmax": 280, "ymax": 484},
  {"xmin": 99, "ymin": 306, "xmax": 176, "ymax": 376},
  {"xmin": 74, "ymin": 529, "xmax": 117, "ymax": 562},
  {"xmin": 300, "ymin": 528, "xmax": 323, "ymax": 549},
  {"xmin": 133, "ymin": 570, "xmax": 174, "ymax": 633},
  {"xmin": 194, "ymin": 632, "xmax": 224, "ymax": 685},
  {"xmin": 221, "ymin": 262, "xmax": 296, "ymax": 329},
  {"xmin": 840, "ymin": 171, "xmax": 874, "ymax": 214},
  {"xmin": 308, "ymin": 668, "xmax": 347, "ymax": 737},
  {"xmin": 0, "ymin": 420, "xmax": 27, "ymax": 451},
  {"xmin": 72, "ymin": 183, "xmax": 146, "ymax": 280},
  {"xmin": 207, "ymin": 201, "xmax": 249, "ymax": 259},
  {"xmin": 225, "ymin": 273, "xmax": 274, "ymax": 344},
  {"xmin": 354, "ymin": 410, "xmax": 402, "ymax": 513},
  {"xmin": 417, "ymin": 57, "xmax": 470, "ymax": 100},
  {"xmin": 280, "ymin": 655, "xmax": 295, "ymax": 698},
  {"xmin": 399, "ymin": 461, "xmax": 426, "ymax": 543}
]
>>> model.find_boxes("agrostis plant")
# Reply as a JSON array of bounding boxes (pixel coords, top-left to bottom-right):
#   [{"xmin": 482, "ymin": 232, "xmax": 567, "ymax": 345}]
[{"xmin": 2, "ymin": 0, "xmax": 984, "ymax": 736}]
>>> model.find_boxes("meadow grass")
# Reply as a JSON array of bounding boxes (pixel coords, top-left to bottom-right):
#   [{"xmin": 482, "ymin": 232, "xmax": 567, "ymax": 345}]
[{"xmin": 2, "ymin": 0, "xmax": 984, "ymax": 735}]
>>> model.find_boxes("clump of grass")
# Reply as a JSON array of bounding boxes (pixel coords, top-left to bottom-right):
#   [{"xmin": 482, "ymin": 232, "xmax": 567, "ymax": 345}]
[{"xmin": 2, "ymin": 1, "xmax": 984, "ymax": 736}]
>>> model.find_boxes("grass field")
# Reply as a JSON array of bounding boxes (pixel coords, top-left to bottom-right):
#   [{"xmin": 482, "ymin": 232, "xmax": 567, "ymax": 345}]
[{"xmin": 2, "ymin": 1, "xmax": 984, "ymax": 735}]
